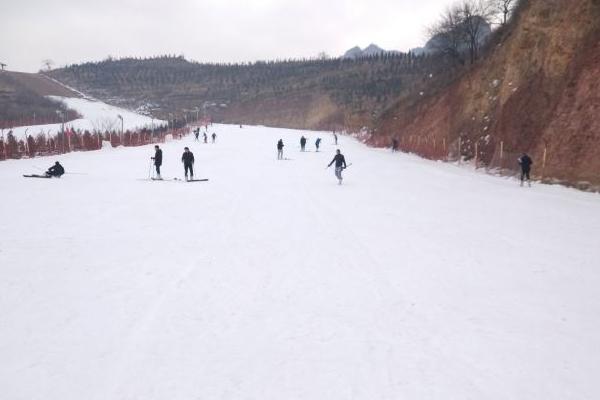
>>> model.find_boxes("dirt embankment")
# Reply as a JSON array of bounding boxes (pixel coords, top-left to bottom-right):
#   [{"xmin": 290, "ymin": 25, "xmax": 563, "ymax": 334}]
[
  {"xmin": 4, "ymin": 71, "xmax": 79, "ymax": 98},
  {"xmin": 0, "ymin": 71, "xmax": 81, "ymax": 126},
  {"xmin": 375, "ymin": 0, "xmax": 600, "ymax": 189}
]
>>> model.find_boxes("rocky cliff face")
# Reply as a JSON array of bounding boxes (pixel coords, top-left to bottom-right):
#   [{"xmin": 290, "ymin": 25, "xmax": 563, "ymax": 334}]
[{"xmin": 375, "ymin": 0, "xmax": 600, "ymax": 189}]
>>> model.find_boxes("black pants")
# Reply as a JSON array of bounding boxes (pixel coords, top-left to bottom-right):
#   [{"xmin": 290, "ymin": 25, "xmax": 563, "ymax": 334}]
[
  {"xmin": 184, "ymin": 163, "xmax": 194, "ymax": 178},
  {"xmin": 155, "ymin": 164, "xmax": 161, "ymax": 175},
  {"xmin": 521, "ymin": 168, "xmax": 530, "ymax": 181}
]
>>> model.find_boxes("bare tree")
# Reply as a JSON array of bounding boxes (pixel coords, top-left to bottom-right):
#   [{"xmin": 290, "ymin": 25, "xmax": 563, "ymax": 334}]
[
  {"xmin": 428, "ymin": 5, "xmax": 466, "ymax": 64},
  {"xmin": 488, "ymin": 0, "xmax": 517, "ymax": 25},
  {"xmin": 460, "ymin": 0, "xmax": 493, "ymax": 64},
  {"xmin": 428, "ymin": 0, "xmax": 492, "ymax": 65},
  {"xmin": 317, "ymin": 52, "xmax": 330, "ymax": 61},
  {"xmin": 42, "ymin": 59, "xmax": 55, "ymax": 71}
]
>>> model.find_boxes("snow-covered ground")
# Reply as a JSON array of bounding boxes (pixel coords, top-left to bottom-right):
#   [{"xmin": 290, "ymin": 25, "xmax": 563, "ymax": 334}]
[
  {"xmin": 5, "ymin": 96, "xmax": 165, "ymax": 137},
  {"xmin": 1, "ymin": 124, "xmax": 599, "ymax": 400}
]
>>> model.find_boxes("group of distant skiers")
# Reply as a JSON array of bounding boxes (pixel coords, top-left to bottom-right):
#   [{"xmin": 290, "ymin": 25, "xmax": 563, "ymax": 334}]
[
  {"xmin": 299, "ymin": 136, "xmax": 322, "ymax": 152},
  {"xmin": 194, "ymin": 128, "xmax": 217, "ymax": 144},
  {"xmin": 277, "ymin": 132, "xmax": 347, "ymax": 184}
]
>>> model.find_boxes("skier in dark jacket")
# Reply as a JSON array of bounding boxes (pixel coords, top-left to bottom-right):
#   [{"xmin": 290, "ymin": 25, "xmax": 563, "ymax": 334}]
[
  {"xmin": 181, "ymin": 147, "xmax": 195, "ymax": 180},
  {"xmin": 277, "ymin": 139, "xmax": 284, "ymax": 160},
  {"xmin": 300, "ymin": 136, "xmax": 307, "ymax": 152},
  {"xmin": 211, "ymin": 132, "xmax": 217, "ymax": 143},
  {"xmin": 194, "ymin": 129, "xmax": 200, "ymax": 141},
  {"xmin": 46, "ymin": 161, "xmax": 65, "ymax": 178},
  {"xmin": 203, "ymin": 132, "xmax": 208, "ymax": 143},
  {"xmin": 518, "ymin": 153, "xmax": 533, "ymax": 186},
  {"xmin": 392, "ymin": 137, "xmax": 399, "ymax": 152},
  {"xmin": 333, "ymin": 132, "xmax": 338, "ymax": 145},
  {"xmin": 327, "ymin": 149, "xmax": 347, "ymax": 184},
  {"xmin": 315, "ymin": 138, "xmax": 322, "ymax": 152},
  {"xmin": 151, "ymin": 145, "xmax": 163, "ymax": 179}
]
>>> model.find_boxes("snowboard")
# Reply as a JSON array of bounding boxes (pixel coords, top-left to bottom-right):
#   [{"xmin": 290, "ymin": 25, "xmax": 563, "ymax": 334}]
[{"xmin": 23, "ymin": 174, "xmax": 52, "ymax": 178}]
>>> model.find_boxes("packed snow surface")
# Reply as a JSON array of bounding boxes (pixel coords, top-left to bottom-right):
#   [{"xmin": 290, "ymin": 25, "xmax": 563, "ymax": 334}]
[
  {"xmin": 1, "ymin": 125, "xmax": 599, "ymax": 400},
  {"xmin": 5, "ymin": 96, "xmax": 165, "ymax": 137}
]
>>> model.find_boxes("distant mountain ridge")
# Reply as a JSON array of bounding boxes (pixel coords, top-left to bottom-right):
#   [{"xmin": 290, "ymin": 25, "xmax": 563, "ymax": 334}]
[{"xmin": 342, "ymin": 44, "xmax": 399, "ymax": 59}]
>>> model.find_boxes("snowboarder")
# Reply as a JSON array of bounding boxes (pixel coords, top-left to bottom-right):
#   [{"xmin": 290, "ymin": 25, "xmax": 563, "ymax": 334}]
[
  {"xmin": 181, "ymin": 147, "xmax": 195, "ymax": 181},
  {"xmin": 211, "ymin": 132, "xmax": 217, "ymax": 143},
  {"xmin": 315, "ymin": 137, "xmax": 322, "ymax": 152},
  {"xmin": 277, "ymin": 139, "xmax": 284, "ymax": 160},
  {"xmin": 333, "ymin": 132, "xmax": 338, "ymax": 146},
  {"xmin": 300, "ymin": 136, "xmax": 307, "ymax": 152},
  {"xmin": 151, "ymin": 145, "xmax": 163, "ymax": 179},
  {"xmin": 203, "ymin": 132, "xmax": 208, "ymax": 143},
  {"xmin": 518, "ymin": 152, "xmax": 533, "ymax": 187},
  {"xmin": 327, "ymin": 149, "xmax": 347, "ymax": 185},
  {"xmin": 392, "ymin": 137, "xmax": 399, "ymax": 152},
  {"xmin": 46, "ymin": 161, "xmax": 65, "ymax": 178}
]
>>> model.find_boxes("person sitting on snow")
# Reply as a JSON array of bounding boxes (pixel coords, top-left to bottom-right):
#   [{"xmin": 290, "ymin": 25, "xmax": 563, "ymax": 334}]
[{"xmin": 46, "ymin": 161, "xmax": 65, "ymax": 178}]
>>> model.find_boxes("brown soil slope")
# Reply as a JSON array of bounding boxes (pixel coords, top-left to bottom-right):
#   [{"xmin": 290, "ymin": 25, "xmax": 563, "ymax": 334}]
[
  {"xmin": 0, "ymin": 71, "xmax": 79, "ymax": 126},
  {"xmin": 376, "ymin": 0, "xmax": 600, "ymax": 189},
  {"xmin": 6, "ymin": 72, "xmax": 79, "ymax": 98}
]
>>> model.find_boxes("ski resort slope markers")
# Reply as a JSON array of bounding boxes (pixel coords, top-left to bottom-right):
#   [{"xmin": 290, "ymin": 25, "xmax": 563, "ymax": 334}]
[{"xmin": 1, "ymin": 124, "xmax": 600, "ymax": 400}]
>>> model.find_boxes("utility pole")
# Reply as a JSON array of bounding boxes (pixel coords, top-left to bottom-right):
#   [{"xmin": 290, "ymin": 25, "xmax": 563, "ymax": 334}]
[
  {"xmin": 117, "ymin": 114, "xmax": 124, "ymax": 145},
  {"xmin": 58, "ymin": 111, "xmax": 65, "ymax": 153}
]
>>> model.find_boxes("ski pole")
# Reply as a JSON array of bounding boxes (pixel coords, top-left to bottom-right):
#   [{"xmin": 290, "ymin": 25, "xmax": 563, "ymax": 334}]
[{"xmin": 148, "ymin": 159, "xmax": 153, "ymax": 179}]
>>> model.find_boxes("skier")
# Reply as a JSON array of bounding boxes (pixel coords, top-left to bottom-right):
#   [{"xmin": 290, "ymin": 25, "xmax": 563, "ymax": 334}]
[
  {"xmin": 333, "ymin": 132, "xmax": 338, "ymax": 146},
  {"xmin": 151, "ymin": 145, "xmax": 163, "ymax": 179},
  {"xmin": 181, "ymin": 147, "xmax": 195, "ymax": 181},
  {"xmin": 211, "ymin": 132, "xmax": 217, "ymax": 143},
  {"xmin": 327, "ymin": 149, "xmax": 347, "ymax": 185},
  {"xmin": 194, "ymin": 129, "xmax": 200, "ymax": 141},
  {"xmin": 315, "ymin": 137, "xmax": 322, "ymax": 152},
  {"xmin": 45, "ymin": 161, "xmax": 65, "ymax": 178},
  {"xmin": 300, "ymin": 136, "xmax": 307, "ymax": 152},
  {"xmin": 277, "ymin": 139, "xmax": 284, "ymax": 160},
  {"xmin": 392, "ymin": 137, "xmax": 399, "ymax": 152},
  {"xmin": 518, "ymin": 152, "xmax": 533, "ymax": 187},
  {"xmin": 203, "ymin": 132, "xmax": 208, "ymax": 143}
]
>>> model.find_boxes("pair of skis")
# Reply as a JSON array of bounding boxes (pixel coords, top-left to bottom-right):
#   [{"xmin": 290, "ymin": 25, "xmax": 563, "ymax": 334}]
[
  {"xmin": 150, "ymin": 177, "xmax": 209, "ymax": 183},
  {"xmin": 23, "ymin": 174, "xmax": 54, "ymax": 179}
]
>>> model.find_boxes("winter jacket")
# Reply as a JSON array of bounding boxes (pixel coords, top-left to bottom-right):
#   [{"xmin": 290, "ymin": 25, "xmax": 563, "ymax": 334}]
[
  {"xmin": 519, "ymin": 155, "xmax": 533, "ymax": 170},
  {"xmin": 47, "ymin": 163, "xmax": 65, "ymax": 177},
  {"xmin": 182, "ymin": 151, "xmax": 195, "ymax": 165},
  {"xmin": 153, "ymin": 149, "xmax": 163, "ymax": 165},
  {"xmin": 328, "ymin": 154, "xmax": 347, "ymax": 168}
]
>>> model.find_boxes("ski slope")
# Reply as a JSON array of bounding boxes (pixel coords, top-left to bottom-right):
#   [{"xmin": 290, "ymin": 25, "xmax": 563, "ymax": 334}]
[
  {"xmin": 6, "ymin": 96, "xmax": 165, "ymax": 137},
  {"xmin": 1, "ymin": 124, "xmax": 599, "ymax": 400}
]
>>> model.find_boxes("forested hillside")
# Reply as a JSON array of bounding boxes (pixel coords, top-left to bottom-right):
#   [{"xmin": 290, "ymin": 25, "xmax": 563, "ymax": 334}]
[{"xmin": 48, "ymin": 53, "xmax": 456, "ymax": 131}]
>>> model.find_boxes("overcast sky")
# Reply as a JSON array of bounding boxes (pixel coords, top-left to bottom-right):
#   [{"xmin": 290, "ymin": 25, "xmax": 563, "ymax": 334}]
[{"xmin": 2, "ymin": 0, "xmax": 454, "ymax": 72}]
